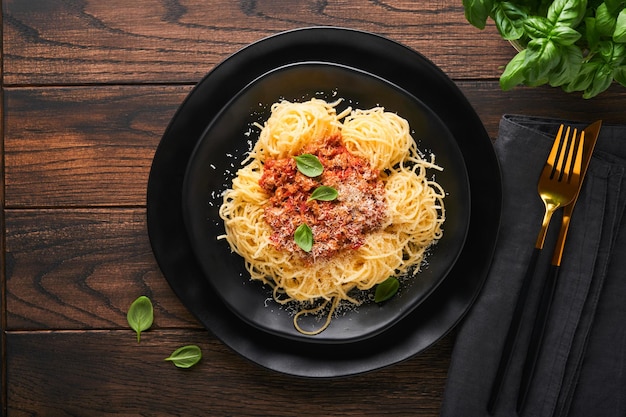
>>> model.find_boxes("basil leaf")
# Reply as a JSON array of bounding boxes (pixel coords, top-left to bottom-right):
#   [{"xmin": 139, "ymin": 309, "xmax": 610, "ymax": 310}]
[
  {"xmin": 605, "ymin": 0, "xmax": 625, "ymax": 14},
  {"xmin": 524, "ymin": 16, "xmax": 553, "ymax": 38},
  {"xmin": 585, "ymin": 16, "xmax": 601, "ymax": 49},
  {"xmin": 547, "ymin": 0, "xmax": 587, "ymax": 27},
  {"xmin": 294, "ymin": 223, "xmax": 313, "ymax": 252},
  {"xmin": 500, "ymin": 49, "xmax": 529, "ymax": 89},
  {"xmin": 596, "ymin": 2, "xmax": 617, "ymax": 36},
  {"xmin": 549, "ymin": 44, "xmax": 583, "ymax": 86},
  {"xmin": 524, "ymin": 38, "xmax": 561, "ymax": 85},
  {"xmin": 563, "ymin": 61, "xmax": 598, "ymax": 92},
  {"xmin": 127, "ymin": 296, "xmax": 154, "ymax": 343},
  {"xmin": 165, "ymin": 345, "xmax": 202, "ymax": 369},
  {"xmin": 604, "ymin": 0, "xmax": 626, "ymax": 14},
  {"xmin": 294, "ymin": 154, "xmax": 324, "ymax": 177},
  {"xmin": 375, "ymin": 277, "xmax": 400, "ymax": 303},
  {"xmin": 614, "ymin": 8, "xmax": 626, "ymax": 42},
  {"xmin": 493, "ymin": 2, "xmax": 527, "ymax": 40},
  {"xmin": 550, "ymin": 25, "xmax": 582, "ymax": 45},
  {"xmin": 613, "ymin": 42, "xmax": 626, "ymax": 62},
  {"xmin": 614, "ymin": 64, "xmax": 626, "ymax": 86},
  {"xmin": 308, "ymin": 185, "xmax": 338, "ymax": 202},
  {"xmin": 583, "ymin": 63, "xmax": 614, "ymax": 98},
  {"xmin": 463, "ymin": 0, "xmax": 495, "ymax": 29}
]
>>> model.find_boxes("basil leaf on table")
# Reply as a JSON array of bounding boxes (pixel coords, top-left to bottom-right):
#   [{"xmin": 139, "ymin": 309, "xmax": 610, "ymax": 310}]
[
  {"xmin": 375, "ymin": 277, "xmax": 400, "ymax": 303},
  {"xmin": 165, "ymin": 345, "xmax": 202, "ymax": 369},
  {"xmin": 308, "ymin": 185, "xmax": 338, "ymax": 202},
  {"xmin": 294, "ymin": 223, "xmax": 313, "ymax": 252},
  {"xmin": 127, "ymin": 296, "xmax": 154, "ymax": 343},
  {"xmin": 294, "ymin": 154, "xmax": 324, "ymax": 177}
]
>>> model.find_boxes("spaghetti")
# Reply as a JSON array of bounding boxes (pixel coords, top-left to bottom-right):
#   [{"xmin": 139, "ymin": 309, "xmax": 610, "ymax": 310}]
[{"xmin": 219, "ymin": 98, "xmax": 445, "ymax": 335}]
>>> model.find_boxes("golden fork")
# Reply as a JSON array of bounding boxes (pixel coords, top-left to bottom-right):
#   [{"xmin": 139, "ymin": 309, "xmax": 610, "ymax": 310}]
[
  {"xmin": 488, "ymin": 125, "xmax": 585, "ymax": 414},
  {"xmin": 533, "ymin": 125, "xmax": 585, "ymax": 251}
]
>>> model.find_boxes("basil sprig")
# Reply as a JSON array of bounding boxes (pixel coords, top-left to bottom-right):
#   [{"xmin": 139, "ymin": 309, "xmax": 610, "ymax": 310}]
[
  {"xmin": 374, "ymin": 277, "xmax": 400, "ymax": 303},
  {"xmin": 294, "ymin": 154, "xmax": 324, "ymax": 177},
  {"xmin": 127, "ymin": 295, "xmax": 154, "ymax": 343},
  {"xmin": 308, "ymin": 185, "xmax": 338, "ymax": 202},
  {"xmin": 294, "ymin": 223, "xmax": 313, "ymax": 252},
  {"xmin": 165, "ymin": 345, "xmax": 202, "ymax": 369}
]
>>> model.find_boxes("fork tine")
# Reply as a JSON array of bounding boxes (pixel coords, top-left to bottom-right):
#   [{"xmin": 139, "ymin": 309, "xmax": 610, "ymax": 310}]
[
  {"xmin": 545, "ymin": 124, "xmax": 564, "ymax": 174},
  {"xmin": 561, "ymin": 128, "xmax": 577, "ymax": 183},
  {"xmin": 553, "ymin": 125, "xmax": 571, "ymax": 180},
  {"xmin": 570, "ymin": 131, "xmax": 584, "ymax": 183},
  {"xmin": 560, "ymin": 128, "xmax": 584, "ymax": 184}
]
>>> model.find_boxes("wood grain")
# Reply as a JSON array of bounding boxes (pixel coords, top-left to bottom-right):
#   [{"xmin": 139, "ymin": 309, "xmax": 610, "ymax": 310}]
[
  {"xmin": 4, "ymin": 208, "xmax": 198, "ymax": 330},
  {"xmin": 2, "ymin": 0, "xmax": 512, "ymax": 85},
  {"xmin": 6, "ymin": 329, "xmax": 453, "ymax": 416},
  {"xmin": 459, "ymin": 82, "xmax": 626, "ymax": 136},
  {"xmin": 3, "ymin": 85, "xmax": 190, "ymax": 207}
]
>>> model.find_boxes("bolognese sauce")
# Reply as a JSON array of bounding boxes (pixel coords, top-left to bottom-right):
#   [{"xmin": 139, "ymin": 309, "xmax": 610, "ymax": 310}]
[{"xmin": 259, "ymin": 135, "xmax": 388, "ymax": 260}]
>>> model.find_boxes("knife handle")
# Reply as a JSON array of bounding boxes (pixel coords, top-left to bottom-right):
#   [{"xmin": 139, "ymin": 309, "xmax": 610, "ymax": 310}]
[
  {"xmin": 517, "ymin": 263, "xmax": 560, "ymax": 413},
  {"xmin": 487, "ymin": 247, "xmax": 540, "ymax": 414}
]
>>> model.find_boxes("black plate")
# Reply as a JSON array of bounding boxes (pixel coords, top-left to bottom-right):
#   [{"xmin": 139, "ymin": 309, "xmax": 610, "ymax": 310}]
[
  {"xmin": 147, "ymin": 27, "xmax": 501, "ymax": 377},
  {"xmin": 182, "ymin": 61, "xmax": 471, "ymax": 343}
]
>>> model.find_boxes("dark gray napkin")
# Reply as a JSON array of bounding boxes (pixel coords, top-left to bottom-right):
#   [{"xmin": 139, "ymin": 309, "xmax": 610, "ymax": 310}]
[{"xmin": 441, "ymin": 115, "xmax": 626, "ymax": 417}]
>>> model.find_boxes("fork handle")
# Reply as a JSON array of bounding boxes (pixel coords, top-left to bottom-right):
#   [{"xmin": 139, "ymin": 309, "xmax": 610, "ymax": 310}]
[
  {"xmin": 487, "ymin": 247, "xmax": 541, "ymax": 414},
  {"xmin": 517, "ymin": 263, "xmax": 560, "ymax": 413}
]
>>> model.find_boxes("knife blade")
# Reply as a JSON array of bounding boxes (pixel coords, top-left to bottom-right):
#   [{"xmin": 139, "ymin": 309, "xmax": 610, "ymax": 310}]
[{"xmin": 516, "ymin": 120, "xmax": 602, "ymax": 413}]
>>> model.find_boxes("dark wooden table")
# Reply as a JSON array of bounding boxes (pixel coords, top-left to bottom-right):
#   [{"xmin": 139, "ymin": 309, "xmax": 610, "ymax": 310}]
[{"xmin": 2, "ymin": 1, "xmax": 625, "ymax": 415}]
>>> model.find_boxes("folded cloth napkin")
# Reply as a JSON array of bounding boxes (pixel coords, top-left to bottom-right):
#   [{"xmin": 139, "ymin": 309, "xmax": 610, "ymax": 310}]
[{"xmin": 441, "ymin": 115, "xmax": 626, "ymax": 417}]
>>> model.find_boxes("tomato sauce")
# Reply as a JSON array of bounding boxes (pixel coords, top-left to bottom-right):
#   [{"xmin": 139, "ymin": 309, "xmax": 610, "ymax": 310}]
[{"xmin": 259, "ymin": 136, "xmax": 387, "ymax": 260}]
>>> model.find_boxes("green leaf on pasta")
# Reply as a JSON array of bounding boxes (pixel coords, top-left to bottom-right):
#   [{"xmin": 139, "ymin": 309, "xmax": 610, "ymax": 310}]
[
  {"xmin": 294, "ymin": 223, "xmax": 313, "ymax": 252},
  {"xmin": 294, "ymin": 154, "xmax": 324, "ymax": 177},
  {"xmin": 375, "ymin": 277, "xmax": 400, "ymax": 303},
  {"xmin": 308, "ymin": 185, "xmax": 338, "ymax": 202}
]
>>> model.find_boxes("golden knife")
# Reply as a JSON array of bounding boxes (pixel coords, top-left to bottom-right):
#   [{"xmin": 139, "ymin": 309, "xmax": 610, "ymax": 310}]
[{"xmin": 517, "ymin": 120, "xmax": 603, "ymax": 413}]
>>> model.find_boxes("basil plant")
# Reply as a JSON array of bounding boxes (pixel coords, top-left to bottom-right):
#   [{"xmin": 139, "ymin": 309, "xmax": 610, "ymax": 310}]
[{"xmin": 463, "ymin": 0, "xmax": 626, "ymax": 98}]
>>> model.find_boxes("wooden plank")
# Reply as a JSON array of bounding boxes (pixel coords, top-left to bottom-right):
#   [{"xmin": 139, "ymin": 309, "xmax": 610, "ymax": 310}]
[
  {"xmin": 459, "ymin": 82, "xmax": 626, "ymax": 140},
  {"xmin": 5, "ymin": 82, "xmax": 626, "ymax": 208},
  {"xmin": 4, "ymin": 208, "xmax": 199, "ymax": 330},
  {"xmin": 5, "ymin": 329, "xmax": 453, "ymax": 416},
  {"xmin": 2, "ymin": 0, "xmax": 512, "ymax": 85},
  {"xmin": 3, "ymin": 85, "xmax": 190, "ymax": 207}
]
